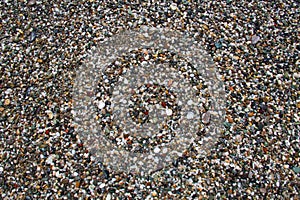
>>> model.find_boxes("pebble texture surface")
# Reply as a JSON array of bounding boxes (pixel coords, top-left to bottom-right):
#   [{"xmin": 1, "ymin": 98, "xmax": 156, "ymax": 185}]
[{"xmin": 0, "ymin": 0, "xmax": 299, "ymax": 199}]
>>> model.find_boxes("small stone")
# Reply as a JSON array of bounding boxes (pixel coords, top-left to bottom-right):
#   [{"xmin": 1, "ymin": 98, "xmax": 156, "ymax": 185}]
[
  {"xmin": 0, "ymin": 107, "xmax": 4, "ymax": 112},
  {"xmin": 187, "ymin": 100, "xmax": 193, "ymax": 105},
  {"xmin": 170, "ymin": 3, "xmax": 177, "ymax": 10},
  {"xmin": 4, "ymin": 99, "xmax": 10, "ymax": 106},
  {"xmin": 98, "ymin": 101, "xmax": 106, "ymax": 109},
  {"xmin": 248, "ymin": 112, "xmax": 254, "ymax": 117},
  {"xmin": 292, "ymin": 166, "xmax": 300, "ymax": 173},
  {"xmin": 260, "ymin": 188, "xmax": 267, "ymax": 193},
  {"xmin": 62, "ymin": 179, "xmax": 69, "ymax": 184},
  {"xmin": 166, "ymin": 108, "xmax": 172, "ymax": 116},
  {"xmin": 106, "ymin": 193, "xmax": 112, "ymax": 200},
  {"xmin": 227, "ymin": 115, "xmax": 234, "ymax": 123},
  {"xmin": 154, "ymin": 147, "xmax": 160, "ymax": 153},
  {"xmin": 45, "ymin": 154, "xmax": 55, "ymax": 165},
  {"xmin": 202, "ymin": 24, "xmax": 208, "ymax": 30},
  {"xmin": 232, "ymin": 55, "xmax": 240, "ymax": 60},
  {"xmin": 187, "ymin": 112, "xmax": 194, "ymax": 119},
  {"xmin": 29, "ymin": 31, "xmax": 36, "ymax": 42},
  {"xmin": 215, "ymin": 41, "xmax": 222, "ymax": 49},
  {"xmin": 151, "ymin": 191, "xmax": 157, "ymax": 197},
  {"xmin": 46, "ymin": 110, "xmax": 54, "ymax": 119},
  {"xmin": 224, "ymin": 122, "xmax": 231, "ymax": 128},
  {"xmin": 251, "ymin": 35, "xmax": 260, "ymax": 44},
  {"xmin": 27, "ymin": 0, "xmax": 36, "ymax": 6},
  {"xmin": 202, "ymin": 112, "xmax": 210, "ymax": 124},
  {"xmin": 75, "ymin": 181, "xmax": 80, "ymax": 188}
]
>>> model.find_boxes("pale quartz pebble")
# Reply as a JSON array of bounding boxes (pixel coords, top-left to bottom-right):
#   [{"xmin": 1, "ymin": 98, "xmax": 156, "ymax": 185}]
[
  {"xmin": 293, "ymin": 72, "xmax": 300, "ymax": 78},
  {"xmin": 166, "ymin": 108, "xmax": 172, "ymax": 116},
  {"xmin": 187, "ymin": 100, "xmax": 193, "ymax": 105},
  {"xmin": 187, "ymin": 112, "xmax": 194, "ymax": 119},
  {"xmin": 98, "ymin": 101, "xmax": 105, "ymax": 109},
  {"xmin": 106, "ymin": 193, "xmax": 112, "ymax": 200},
  {"xmin": 46, "ymin": 154, "xmax": 55, "ymax": 165},
  {"xmin": 170, "ymin": 3, "xmax": 177, "ymax": 10},
  {"xmin": 154, "ymin": 147, "xmax": 160, "ymax": 153}
]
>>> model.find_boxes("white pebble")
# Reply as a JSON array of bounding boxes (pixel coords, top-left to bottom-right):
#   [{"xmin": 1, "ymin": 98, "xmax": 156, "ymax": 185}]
[
  {"xmin": 187, "ymin": 112, "xmax": 194, "ymax": 119},
  {"xmin": 166, "ymin": 108, "xmax": 173, "ymax": 116},
  {"xmin": 170, "ymin": 3, "xmax": 177, "ymax": 10},
  {"xmin": 187, "ymin": 100, "xmax": 193, "ymax": 105},
  {"xmin": 46, "ymin": 154, "xmax": 55, "ymax": 165},
  {"xmin": 98, "ymin": 101, "xmax": 106, "ymax": 109},
  {"xmin": 154, "ymin": 147, "xmax": 160, "ymax": 153},
  {"xmin": 106, "ymin": 193, "xmax": 112, "ymax": 200}
]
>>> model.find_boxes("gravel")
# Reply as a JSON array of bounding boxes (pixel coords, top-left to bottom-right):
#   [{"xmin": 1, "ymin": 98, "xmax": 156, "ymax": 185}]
[{"xmin": 0, "ymin": 0, "xmax": 299, "ymax": 199}]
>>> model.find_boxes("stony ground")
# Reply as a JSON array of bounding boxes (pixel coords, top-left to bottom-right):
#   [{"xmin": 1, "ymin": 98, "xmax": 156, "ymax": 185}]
[{"xmin": 0, "ymin": 0, "xmax": 299, "ymax": 199}]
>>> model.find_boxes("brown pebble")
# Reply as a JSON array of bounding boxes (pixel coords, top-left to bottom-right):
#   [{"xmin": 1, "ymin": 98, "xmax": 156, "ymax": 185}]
[
  {"xmin": 75, "ymin": 181, "xmax": 80, "ymax": 188},
  {"xmin": 4, "ymin": 99, "xmax": 10, "ymax": 106},
  {"xmin": 227, "ymin": 115, "xmax": 234, "ymax": 123},
  {"xmin": 248, "ymin": 112, "xmax": 254, "ymax": 117},
  {"xmin": 152, "ymin": 191, "xmax": 157, "ymax": 197},
  {"xmin": 62, "ymin": 179, "xmax": 69, "ymax": 184},
  {"xmin": 202, "ymin": 24, "xmax": 208, "ymax": 30},
  {"xmin": 0, "ymin": 107, "xmax": 4, "ymax": 112}
]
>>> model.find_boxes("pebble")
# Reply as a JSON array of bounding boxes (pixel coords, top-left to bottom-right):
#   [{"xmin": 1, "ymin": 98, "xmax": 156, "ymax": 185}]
[
  {"xmin": 202, "ymin": 112, "xmax": 210, "ymax": 124},
  {"xmin": 251, "ymin": 35, "xmax": 260, "ymax": 44},
  {"xmin": 27, "ymin": 0, "xmax": 36, "ymax": 6},
  {"xmin": 166, "ymin": 108, "xmax": 173, "ymax": 116},
  {"xmin": 227, "ymin": 115, "xmax": 234, "ymax": 123},
  {"xmin": 153, "ymin": 147, "xmax": 160, "ymax": 153},
  {"xmin": 97, "ymin": 101, "xmax": 106, "ymax": 109},
  {"xmin": 186, "ymin": 112, "xmax": 194, "ymax": 119},
  {"xmin": 292, "ymin": 167, "xmax": 300, "ymax": 173},
  {"xmin": 170, "ymin": 4, "xmax": 177, "ymax": 11},
  {"xmin": 106, "ymin": 193, "xmax": 112, "ymax": 200},
  {"xmin": 46, "ymin": 110, "xmax": 54, "ymax": 119},
  {"xmin": 4, "ymin": 99, "xmax": 10, "ymax": 106}
]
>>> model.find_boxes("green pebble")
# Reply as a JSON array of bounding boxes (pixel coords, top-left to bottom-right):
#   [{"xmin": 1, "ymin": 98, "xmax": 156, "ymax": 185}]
[
  {"xmin": 292, "ymin": 166, "xmax": 300, "ymax": 173},
  {"xmin": 224, "ymin": 122, "xmax": 231, "ymax": 128}
]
